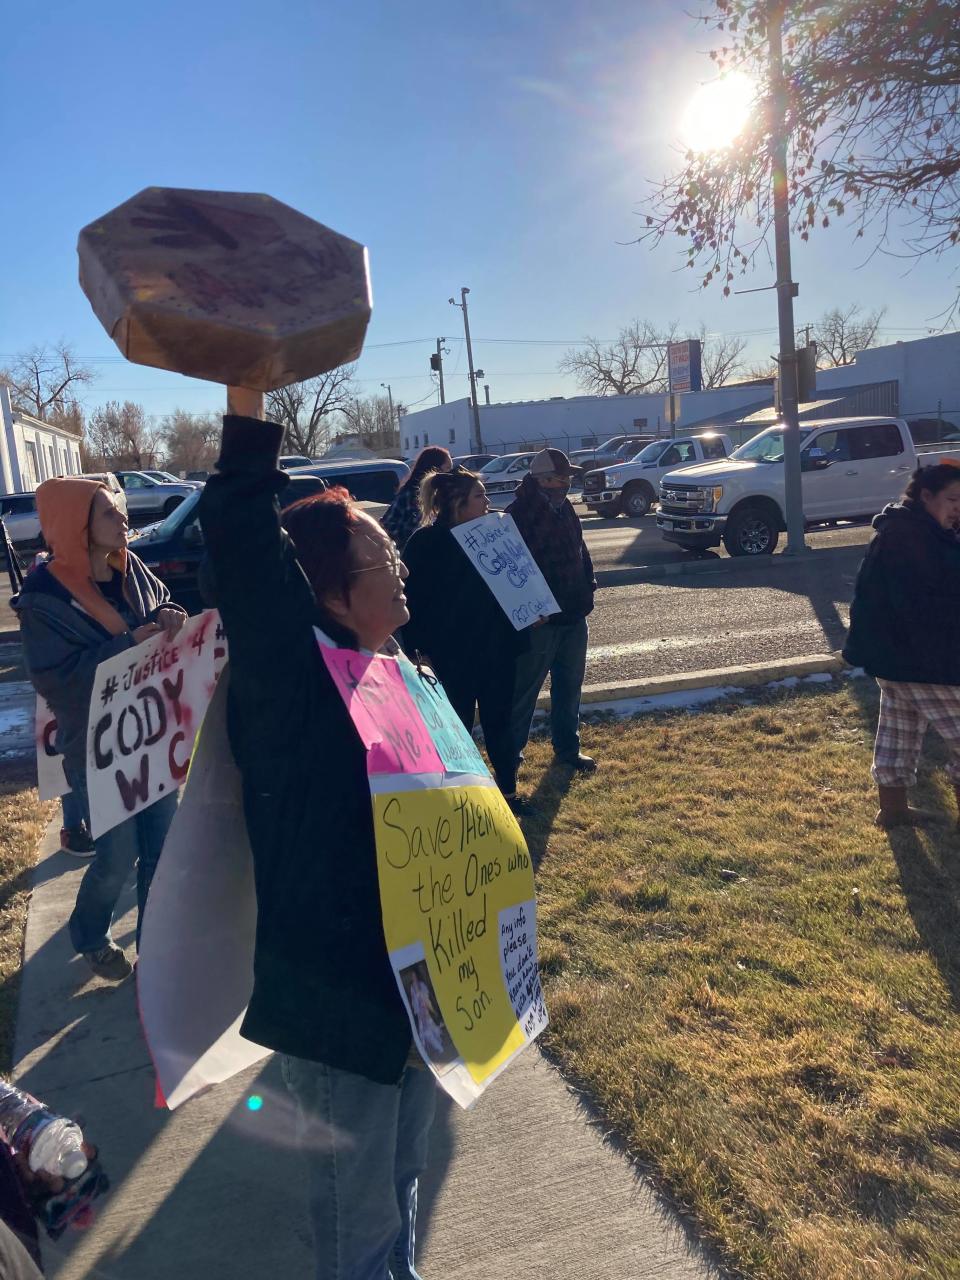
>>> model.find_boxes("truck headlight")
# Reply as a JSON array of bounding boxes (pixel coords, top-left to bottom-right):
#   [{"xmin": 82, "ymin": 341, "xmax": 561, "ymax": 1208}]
[{"xmin": 701, "ymin": 486, "xmax": 723, "ymax": 511}]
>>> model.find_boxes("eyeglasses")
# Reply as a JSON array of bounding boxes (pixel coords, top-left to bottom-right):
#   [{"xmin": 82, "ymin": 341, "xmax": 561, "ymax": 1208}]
[{"xmin": 349, "ymin": 548, "xmax": 403, "ymax": 577}]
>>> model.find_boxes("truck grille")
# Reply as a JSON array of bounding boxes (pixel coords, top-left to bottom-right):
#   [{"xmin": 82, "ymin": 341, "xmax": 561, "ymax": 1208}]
[
  {"xmin": 659, "ymin": 482, "xmax": 705, "ymax": 515},
  {"xmin": 583, "ymin": 472, "xmax": 605, "ymax": 493}
]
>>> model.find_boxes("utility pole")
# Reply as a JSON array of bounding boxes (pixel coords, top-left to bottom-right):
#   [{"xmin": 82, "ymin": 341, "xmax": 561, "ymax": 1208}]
[
  {"xmin": 769, "ymin": 2, "xmax": 807, "ymax": 555},
  {"xmin": 380, "ymin": 382, "xmax": 396, "ymax": 447},
  {"xmin": 484, "ymin": 384, "xmax": 491, "ymax": 405},
  {"xmin": 431, "ymin": 339, "xmax": 446, "ymax": 405},
  {"xmin": 449, "ymin": 287, "xmax": 484, "ymax": 452}
]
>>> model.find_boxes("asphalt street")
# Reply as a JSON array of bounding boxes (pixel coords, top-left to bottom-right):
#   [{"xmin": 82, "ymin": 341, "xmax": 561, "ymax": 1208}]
[{"xmin": 583, "ymin": 541, "xmax": 864, "ymax": 685}]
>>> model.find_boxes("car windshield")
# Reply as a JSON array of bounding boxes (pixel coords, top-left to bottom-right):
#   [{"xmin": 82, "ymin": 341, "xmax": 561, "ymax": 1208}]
[
  {"xmin": 630, "ymin": 441, "xmax": 666, "ymax": 464},
  {"xmin": 731, "ymin": 426, "xmax": 812, "ymax": 463},
  {"xmin": 480, "ymin": 456, "xmax": 522, "ymax": 474},
  {"xmin": 137, "ymin": 488, "xmax": 201, "ymax": 540}
]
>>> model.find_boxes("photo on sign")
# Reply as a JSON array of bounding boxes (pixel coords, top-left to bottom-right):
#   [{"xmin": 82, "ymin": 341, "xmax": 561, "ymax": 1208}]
[{"xmin": 398, "ymin": 955, "xmax": 460, "ymax": 1074}]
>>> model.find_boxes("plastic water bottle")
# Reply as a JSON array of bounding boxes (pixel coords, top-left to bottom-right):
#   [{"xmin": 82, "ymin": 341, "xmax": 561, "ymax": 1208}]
[{"xmin": 0, "ymin": 1082, "xmax": 88, "ymax": 1180}]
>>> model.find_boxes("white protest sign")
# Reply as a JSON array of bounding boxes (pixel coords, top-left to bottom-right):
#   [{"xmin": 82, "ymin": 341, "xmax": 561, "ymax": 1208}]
[
  {"xmin": 451, "ymin": 513, "xmax": 560, "ymax": 630},
  {"xmin": 85, "ymin": 609, "xmax": 228, "ymax": 838},
  {"xmin": 35, "ymin": 697, "xmax": 69, "ymax": 802}
]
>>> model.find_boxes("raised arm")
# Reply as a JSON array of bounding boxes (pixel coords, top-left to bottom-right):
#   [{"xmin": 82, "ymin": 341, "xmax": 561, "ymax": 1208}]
[{"xmin": 198, "ymin": 415, "xmax": 317, "ymax": 675}]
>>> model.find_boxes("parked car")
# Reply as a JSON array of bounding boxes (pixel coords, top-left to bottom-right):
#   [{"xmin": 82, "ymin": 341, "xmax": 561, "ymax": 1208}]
[
  {"xmin": 477, "ymin": 452, "xmax": 538, "ymax": 508},
  {"xmin": 0, "ymin": 493, "xmax": 41, "ymax": 548},
  {"xmin": 186, "ymin": 470, "xmax": 211, "ymax": 482},
  {"xmin": 568, "ymin": 434, "xmax": 655, "ymax": 477},
  {"xmin": 583, "ymin": 433, "xmax": 734, "ymax": 518},
  {"xmin": 453, "ymin": 453, "xmax": 497, "ymax": 471},
  {"xmin": 114, "ymin": 470, "xmax": 197, "ymax": 521},
  {"xmin": 656, "ymin": 416, "xmax": 934, "ymax": 557},
  {"xmin": 130, "ymin": 473, "xmax": 330, "ymax": 612},
  {"xmin": 141, "ymin": 469, "xmax": 203, "ymax": 488},
  {"xmin": 279, "ymin": 454, "xmax": 313, "ymax": 470},
  {"xmin": 286, "ymin": 458, "xmax": 407, "ymax": 504}
]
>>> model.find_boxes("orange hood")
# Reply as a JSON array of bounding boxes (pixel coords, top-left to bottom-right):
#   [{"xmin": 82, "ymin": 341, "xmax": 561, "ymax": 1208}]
[{"xmin": 35, "ymin": 478, "xmax": 130, "ymax": 637}]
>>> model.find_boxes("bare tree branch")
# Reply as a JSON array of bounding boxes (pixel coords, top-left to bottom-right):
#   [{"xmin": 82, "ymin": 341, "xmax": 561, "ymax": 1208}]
[
  {"xmin": 809, "ymin": 303, "xmax": 886, "ymax": 366},
  {"xmin": 0, "ymin": 342, "xmax": 95, "ymax": 431},
  {"xmin": 85, "ymin": 401, "xmax": 161, "ymax": 470},
  {"xmin": 265, "ymin": 365, "xmax": 357, "ymax": 457},
  {"xmin": 643, "ymin": 1, "xmax": 960, "ymax": 322},
  {"xmin": 559, "ymin": 320, "xmax": 746, "ymax": 394}
]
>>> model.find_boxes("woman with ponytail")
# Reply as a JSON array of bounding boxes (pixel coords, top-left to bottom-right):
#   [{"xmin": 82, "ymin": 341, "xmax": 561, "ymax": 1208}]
[
  {"xmin": 381, "ymin": 445, "xmax": 452, "ymax": 551},
  {"xmin": 14, "ymin": 479, "xmax": 186, "ymax": 981},
  {"xmin": 402, "ymin": 467, "xmax": 528, "ymax": 809}
]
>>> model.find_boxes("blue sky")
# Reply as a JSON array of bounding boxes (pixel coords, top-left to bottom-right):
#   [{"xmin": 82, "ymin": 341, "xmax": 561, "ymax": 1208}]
[{"xmin": 1, "ymin": 0, "xmax": 954, "ymax": 426}]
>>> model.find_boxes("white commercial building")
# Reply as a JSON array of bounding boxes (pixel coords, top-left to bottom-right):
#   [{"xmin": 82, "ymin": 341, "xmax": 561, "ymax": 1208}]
[
  {"xmin": 400, "ymin": 383, "xmax": 774, "ymax": 459},
  {"xmin": 401, "ymin": 330, "xmax": 960, "ymax": 458},
  {"xmin": 0, "ymin": 386, "xmax": 84, "ymax": 494}
]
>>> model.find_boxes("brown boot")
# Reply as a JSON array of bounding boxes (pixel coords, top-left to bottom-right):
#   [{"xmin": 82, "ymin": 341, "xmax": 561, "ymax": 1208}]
[{"xmin": 875, "ymin": 785, "xmax": 942, "ymax": 829}]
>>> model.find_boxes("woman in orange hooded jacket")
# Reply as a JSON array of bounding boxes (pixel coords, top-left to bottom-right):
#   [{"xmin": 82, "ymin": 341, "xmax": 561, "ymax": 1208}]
[{"xmin": 14, "ymin": 479, "xmax": 186, "ymax": 981}]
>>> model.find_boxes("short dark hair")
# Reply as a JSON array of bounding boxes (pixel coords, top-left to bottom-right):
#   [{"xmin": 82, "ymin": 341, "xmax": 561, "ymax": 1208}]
[
  {"xmin": 903, "ymin": 462, "xmax": 960, "ymax": 504},
  {"xmin": 281, "ymin": 486, "xmax": 360, "ymax": 605}
]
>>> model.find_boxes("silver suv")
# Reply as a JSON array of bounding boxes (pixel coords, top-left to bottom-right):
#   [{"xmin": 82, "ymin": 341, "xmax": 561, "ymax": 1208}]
[{"xmin": 114, "ymin": 471, "xmax": 195, "ymax": 521}]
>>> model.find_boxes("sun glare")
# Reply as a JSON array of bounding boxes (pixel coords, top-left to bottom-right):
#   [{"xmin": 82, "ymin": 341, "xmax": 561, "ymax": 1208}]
[{"xmin": 679, "ymin": 71, "xmax": 756, "ymax": 153}]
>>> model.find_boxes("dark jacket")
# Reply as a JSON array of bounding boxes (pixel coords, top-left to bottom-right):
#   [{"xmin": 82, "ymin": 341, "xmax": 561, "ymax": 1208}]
[
  {"xmin": 14, "ymin": 556, "xmax": 172, "ymax": 782},
  {"xmin": 506, "ymin": 475, "xmax": 596, "ymax": 623},
  {"xmin": 401, "ymin": 523, "xmax": 528, "ymax": 674},
  {"xmin": 381, "ymin": 484, "xmax": 422, "ymax": 553},
  {"xmin": 198, "ymin": 417, "xmax": 412, "ymax": 1084},
  {"xmin": 843, "ymin": 500, "xmax": 960, "ymax": 684}
]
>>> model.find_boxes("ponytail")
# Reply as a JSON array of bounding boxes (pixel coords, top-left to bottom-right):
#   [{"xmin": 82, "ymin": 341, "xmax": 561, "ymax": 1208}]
[{"xmin": 419, "ymin": 467, "xmax": 479, "ymax": 527}]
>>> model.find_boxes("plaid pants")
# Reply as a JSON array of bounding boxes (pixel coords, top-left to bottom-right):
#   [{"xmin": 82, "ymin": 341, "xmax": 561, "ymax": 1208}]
[{"xmin": 872, "ymin": 679, "xmax": 960, "ymax": 787}]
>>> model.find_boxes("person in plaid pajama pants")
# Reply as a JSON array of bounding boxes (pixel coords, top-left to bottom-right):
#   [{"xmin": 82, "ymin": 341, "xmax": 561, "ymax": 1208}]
[{"xmin": 844, "ymin": 461, "xmax": 960, "ymax": 829}]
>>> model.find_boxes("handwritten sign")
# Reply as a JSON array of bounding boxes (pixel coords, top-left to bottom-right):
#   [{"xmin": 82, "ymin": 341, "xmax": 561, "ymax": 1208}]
[
  {"xmin": 319, "ymin": 630, "xmax": 548, "ymax": 1107},
  {"xmin": 85, "ymin": 609, "xmax": 228, "ymax": 838},
  {"xmin": 374, "ymin": 784, "xmax": 546, "ymax": 1101},
  {"xmin": 451, "ymin": 513, "xmax": 559, "ymax": 630},
  {"xmin": 397, "ymin": 656, "xmax": 487, "ymax": 777},
  {"xmin": 318, "ymin": 640, "xmax": 445, "ymax": 777},
  {"xmin": 35, "ymin": 697, "xmax": 69, "ymax": 802}
]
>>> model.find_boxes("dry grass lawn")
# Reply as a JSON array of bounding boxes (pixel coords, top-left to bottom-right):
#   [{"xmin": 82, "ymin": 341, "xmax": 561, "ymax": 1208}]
[
  {"xmin": 520, "ymin": 679, "xmax": 960, "ymax": 1280},
  {"xmin": 0, "ymin": 765, "xmax": 54, "ymax": 1072}
]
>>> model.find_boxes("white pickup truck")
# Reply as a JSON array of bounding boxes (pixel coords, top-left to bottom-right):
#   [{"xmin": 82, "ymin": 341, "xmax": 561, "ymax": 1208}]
[
  {"xmin": 655, "ymin": 415, "xmax": 949, "ymax": 557},
  {"xmin": 582, "ymin": 432, "xmax": 734, "ymax": 518}
]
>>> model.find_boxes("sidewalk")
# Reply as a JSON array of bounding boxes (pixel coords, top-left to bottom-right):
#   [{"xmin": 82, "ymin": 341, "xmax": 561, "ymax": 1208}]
[{"xmin": 14, "ymin": 818, "xmax": 722, "ymax": 1280}]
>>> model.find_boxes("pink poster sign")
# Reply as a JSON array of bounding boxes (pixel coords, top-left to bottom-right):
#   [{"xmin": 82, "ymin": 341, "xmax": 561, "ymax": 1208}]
[{"xmin": 319, "ymin": 642, "xmax": 445, "ymax": 777}]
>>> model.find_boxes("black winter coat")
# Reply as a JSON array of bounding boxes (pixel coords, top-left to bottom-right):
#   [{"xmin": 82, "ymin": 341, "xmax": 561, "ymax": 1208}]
[
  {"xmin": 198, "ymin": 417, "xmax": 412, "ymax": 1084},
  {"xmin": 843, "ymin": 501, "xmax": 960, "ymax": 684},
  {"xmin": 401, "ymin": 523, "xmax": 527, "ymax": 676},
  {"xmin": 506, "ymin": 476, "xmax": 595, "ymax": 623}
]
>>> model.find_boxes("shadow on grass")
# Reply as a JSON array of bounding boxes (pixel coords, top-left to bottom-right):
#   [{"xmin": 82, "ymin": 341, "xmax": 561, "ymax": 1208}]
[
  {"xmin": 839, "ymin": 673, "xmax": 960, "ymax": 1010},
  {"xmin": 887, "ymin": 826, "xmax": 960, "ymax": 1011},
  {"xmin": 522, "ymin": 758, "xmax": 575, "ymax": 872}
]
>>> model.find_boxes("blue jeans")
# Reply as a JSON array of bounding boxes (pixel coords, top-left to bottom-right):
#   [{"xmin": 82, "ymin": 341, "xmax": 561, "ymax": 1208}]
[
  {"xmin": 281, "ymin": 1056, "xmax": 437, "ymax": 1280},
  {"xmin": 66, "ymin": 772, "xmax": 177, "ymax": 955},
  {"xmin": 60, "ymin": 788, "xmax": 88, "ymax": 832},
  {"xmin": 511, "ymin": 617, "xmax": 588, "ymax": 766}
]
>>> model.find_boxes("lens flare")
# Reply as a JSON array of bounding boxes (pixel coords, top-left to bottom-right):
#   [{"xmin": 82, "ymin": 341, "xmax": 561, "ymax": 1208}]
[
  {"xmin": 679, "ymin": 71, "xmax": 756, "ymax": 153},
  {"xmin": 246, "ymin": 1094, "xmax": 263, "ymax": 1112}
]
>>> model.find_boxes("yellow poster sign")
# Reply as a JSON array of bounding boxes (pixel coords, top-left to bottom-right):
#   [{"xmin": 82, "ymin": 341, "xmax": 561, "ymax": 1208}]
[{"xmin": 373, "ymin": 780, "xmax": 547, "ymax": 1105}]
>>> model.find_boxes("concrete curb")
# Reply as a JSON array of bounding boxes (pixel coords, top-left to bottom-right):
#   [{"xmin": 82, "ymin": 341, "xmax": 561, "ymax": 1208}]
[
  {"xmin": 593, "ymin": 538, "xmax": 866, "ymax": 588},
  {"xmin": 537, "ymin": 651, "xmax": 846, "ymax": 711}
]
